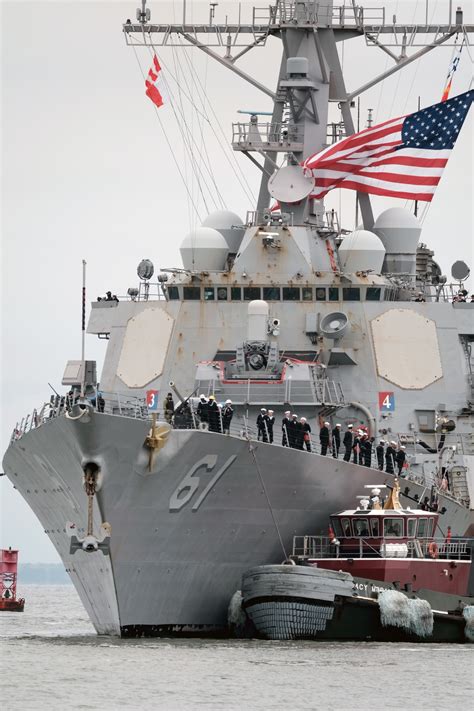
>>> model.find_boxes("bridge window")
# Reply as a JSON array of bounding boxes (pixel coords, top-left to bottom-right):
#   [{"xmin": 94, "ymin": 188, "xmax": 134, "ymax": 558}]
[
  {"xmin": 328, "ymin": 287, "xmax": 339, "ymax": 301},
  {"xmin": 417, "ymin": 518, "xmax": 428, "ymax": 538},
  {"xmin": 167, "ymin": 286, "xmax": 180, "ymax": 300},
  {"xmin": 343, "ymin": 287, "xmax": 360, "ymax": 301},
  {"xmin": 366, "ymin": 287, "xmax": 381, "ymax": 301},
  {"xmin": 341, "ymin": 517, "xmax": 351, "ymax": 537},
  {"xmin": 353, "ymin": 518, "xmax": 369, "ymax": 537},
  {"xmin": 204, "ymin": 287, "xmax": 215, "ymax": 301},
  {"xmin": 316, "ymin": 288, "xmax": 326, "ymax": 301},
  {"xmin": 331, "ymin": 518, "xmax": 343, "ymax": 537},
  {"xmin": 302, "ymin": 287, "xmax": 313, "ymax": 301},
  {"xmin": 384, "ymin": 517, "xmax": 403, "ymax": 537},
  {"xmin": 263, "ymin": 287, "xmax": 281, "ymax": 301},
  {"xmin": 428, "ymin": 517, "xmax": 435, "ymax": 536},
  {"xmin": 231, "ymin": 287, "xmax": 242, "ymax": 300},
  {"xmin": 183, "ymin": 286, "xmax": 201, "ymax": 300},
  {"xmin": 407, "ymin": 518, "xmax": 417, "ymax": 537},
  {"xmin": 244, "ymin": 287, "xmax": 261, "ymax": 300},
  {"xmin": 370, "ymin": 518, "xmax": 379, "ymax": 537},
  {"xmin": 283, "ymin": 287, "xmax": 300, "ymax": 301},
  {"xmin": 217, "ymin": 287, "xmax": 228, "ymax": 301}
]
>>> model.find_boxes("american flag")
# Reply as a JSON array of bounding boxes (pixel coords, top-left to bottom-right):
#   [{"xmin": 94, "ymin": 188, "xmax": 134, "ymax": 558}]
[{"xmin": 304, "ymin": 90, "xmax": 473, "ymax": 202}]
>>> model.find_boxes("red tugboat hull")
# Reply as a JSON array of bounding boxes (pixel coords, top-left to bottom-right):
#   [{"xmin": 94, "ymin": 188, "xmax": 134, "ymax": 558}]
[{"xmin": 312, "ymin": 558, "xmax": 471, "ymax": 596}]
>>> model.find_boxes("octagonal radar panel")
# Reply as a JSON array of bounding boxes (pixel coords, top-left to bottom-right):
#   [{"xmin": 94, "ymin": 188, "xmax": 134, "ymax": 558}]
[
  {"xmin": 451, "ymin": 260, "xmax": 470, "ymax": 282},
  {"xmin": 268, "ymin": 165, "xmax": 314, "ymax": 203}
]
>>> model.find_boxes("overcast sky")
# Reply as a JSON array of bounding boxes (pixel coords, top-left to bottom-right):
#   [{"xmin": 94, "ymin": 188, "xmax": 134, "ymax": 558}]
[{"xmin": 1, "ymin": 0, "xmax": 473, "ymax": 563}]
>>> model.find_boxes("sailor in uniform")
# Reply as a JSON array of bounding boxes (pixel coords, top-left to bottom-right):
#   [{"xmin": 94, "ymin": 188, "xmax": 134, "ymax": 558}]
[
  {"xmin": 207, "ymin": 395, "xmax": 220, "ymax": 432},
  {"xmin": 385, "ymin": 441, "xmax": 397, "ymax": 474},
  {"xmin": 343, "ymin": 424, "xmax": 353, "ymax": 461},
  {"xmin": 376, "ymin": 440, "xmax": 385, "ymax": 470},
  {"xmin": 281, "ymin": 411, "xmax": 291, "ymax": 446},
  {"xmin": 222, "ymin": 399, "xmax": 234, "ymax": 434},
  {"xmin": 332, "ymin": 424, "xmax": 341, "ymax": 458},
  {"xmin": 300, "ymin": 417, "xmax": 312, "ymax": 452},
  {"xmin": 319, "ymin": 421, "xmax": 330, "ymax": 456},
  {"xmin": 197, "ymin": 395, "xmax": 209, "ymax": 425},
  {"xmin": 266, "ymin": 410, "xmax": 275, "ymax": 443},
  {"xmin": 396, "ymin": 445, "xmax": 407, "ymax": 475},
  {"xmin": 256, "ymin": 408, "xmax": 267, "ymax": 440},
  {"xmin": 164, "ymin": 392, "xmax": 175, "ymax": 424}
]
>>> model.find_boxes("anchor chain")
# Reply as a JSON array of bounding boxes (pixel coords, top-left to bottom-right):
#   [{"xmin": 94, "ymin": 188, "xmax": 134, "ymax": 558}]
[{"xmin": 84, "ymin": 466, "xmax": 98, "ymax": 537}]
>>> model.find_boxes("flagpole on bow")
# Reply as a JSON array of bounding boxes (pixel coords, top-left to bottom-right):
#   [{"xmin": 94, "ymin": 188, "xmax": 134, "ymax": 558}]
[{"xmin": 81, "ymin": 259, "xmax": 87, "ymax": 399}]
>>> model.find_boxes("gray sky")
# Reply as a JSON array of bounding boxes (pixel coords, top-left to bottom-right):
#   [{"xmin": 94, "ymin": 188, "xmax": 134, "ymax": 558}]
[{"xmin": 1, "ymin": 0, "xmax": 473, "ymax": 562}]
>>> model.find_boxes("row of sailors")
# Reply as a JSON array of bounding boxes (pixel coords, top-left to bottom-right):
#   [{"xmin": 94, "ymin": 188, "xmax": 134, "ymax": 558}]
[{"xmin": 165, "ymin": 395, "xmax": 407, "ymax": 473}]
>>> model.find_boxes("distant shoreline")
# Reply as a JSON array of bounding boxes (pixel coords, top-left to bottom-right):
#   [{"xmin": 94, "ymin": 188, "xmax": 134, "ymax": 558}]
[{"xmin": 18, "ymin": 563, "xmax": 72, "ymax": 585}]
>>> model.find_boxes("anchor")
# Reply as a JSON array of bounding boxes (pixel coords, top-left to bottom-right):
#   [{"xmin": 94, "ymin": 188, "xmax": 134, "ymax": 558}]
[{"xmin": 68, "ymin": 463, "xmax": 111, "ymax": 555}]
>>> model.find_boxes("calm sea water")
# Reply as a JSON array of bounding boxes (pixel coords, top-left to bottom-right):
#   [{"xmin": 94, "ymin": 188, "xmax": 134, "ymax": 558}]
[{"xmin": 0, "ymin": 585, "xmax": 472, "ymax": 710}]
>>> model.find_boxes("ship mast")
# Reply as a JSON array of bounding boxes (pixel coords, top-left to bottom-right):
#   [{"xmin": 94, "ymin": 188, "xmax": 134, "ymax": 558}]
[{"xmin": 124, "ymin": 1, "xmax": 472, "ymax": 230}]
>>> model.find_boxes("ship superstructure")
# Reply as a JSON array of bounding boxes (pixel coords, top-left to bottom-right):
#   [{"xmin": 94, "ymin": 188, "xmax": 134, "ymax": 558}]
[{"xmin": 3, "ymin": 1, "xmax": 474, "ymax": 636}]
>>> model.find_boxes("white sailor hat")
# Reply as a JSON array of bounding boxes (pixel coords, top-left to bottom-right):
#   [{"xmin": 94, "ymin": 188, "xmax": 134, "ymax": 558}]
[
  {"xmin": 284, "ymin": 410, "xmax": 291, "ymax": 415},
  {"xmin": 300, "ymin": 417, "xmax": 307, "ymax": 422},
  {"xmin": 390, "ymin": 440, "xmax": 397, "ymax": 446},
  {"xmin": 225, "ymin": 399, "xmax": 232, "ymax": 404},
  {"xmin": 348, "ymin": 424, "xmax": 353, "ymax": 429},
  {"xmin": 379, "ymin": 439, "xmax": 385, "ymax": 444},
  {"xmin": 260, "ymin": 408, "xmax": 267, "ymax": 412},
  {"xmin": 324, "ymin": 421, "xmax": 330, "ymax": 426},
  {"xmin": 335, "ymin": 423, "xmax": 341, "ymax": 428}
]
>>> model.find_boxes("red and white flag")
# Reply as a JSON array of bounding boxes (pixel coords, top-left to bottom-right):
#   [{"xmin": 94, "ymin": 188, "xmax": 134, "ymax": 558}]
[
  {"xmin": 145, "ymin": 55, "xmax": 167, "ymax": 108},
  {"xmin": 303, "ymin": 91, "xmax": 473, "ymax": 203}
]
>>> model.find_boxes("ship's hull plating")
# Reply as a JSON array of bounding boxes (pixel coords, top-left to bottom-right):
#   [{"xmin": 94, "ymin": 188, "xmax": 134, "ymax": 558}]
[{"xmin": 3, "ymin": 412, "xmax": 471, "ymax": 636}]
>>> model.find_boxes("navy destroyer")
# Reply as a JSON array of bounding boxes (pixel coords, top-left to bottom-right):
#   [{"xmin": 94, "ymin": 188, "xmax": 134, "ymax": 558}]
[{"xmin": 3, "ymin": 1, "xmax": 474, "ymax": 636}]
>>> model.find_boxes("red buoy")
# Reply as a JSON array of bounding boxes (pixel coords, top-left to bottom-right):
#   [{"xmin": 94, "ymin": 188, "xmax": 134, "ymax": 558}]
[{"xmin": 0, "ymin": 548, "xmax": 25, "ymax": 612}]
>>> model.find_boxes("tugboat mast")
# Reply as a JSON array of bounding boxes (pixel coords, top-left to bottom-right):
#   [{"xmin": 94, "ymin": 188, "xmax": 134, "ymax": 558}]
[{"xmin": 123, "ymin": 1, "xmax": 473, "ymax": 228}]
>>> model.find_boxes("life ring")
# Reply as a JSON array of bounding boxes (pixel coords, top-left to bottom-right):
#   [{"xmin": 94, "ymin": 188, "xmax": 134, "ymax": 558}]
[
  {"xmin": 198, "ymin": 422, "xmax": 209, "ymax": 431},
  {"xmin": 282, "ymin": 558, "xmax": 296, "ymax": 566},
  {"xmin": 428, "ymin": 541, "xmax": 439, "ymax": 559}
]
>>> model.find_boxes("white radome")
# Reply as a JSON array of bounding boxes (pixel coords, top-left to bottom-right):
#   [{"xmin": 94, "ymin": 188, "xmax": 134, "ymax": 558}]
[
  {"xmin": 374, "ymin": 207, "xmax": 421, "ymax": 254},
  {"xmin": 202, "ymin": 210, "xmax": 245, "ymax": 253},
  {"xmin": 338, "ymin": 229, "xmax": 386, "ymax": 273},
  {"xmin": 180, "ymin": 226, "xmax": 229, "ymax": 271}
]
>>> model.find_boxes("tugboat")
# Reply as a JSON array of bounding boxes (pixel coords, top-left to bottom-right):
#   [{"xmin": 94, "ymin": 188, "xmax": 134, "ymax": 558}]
[
  {"xmin": 240, "ymin": 480, "xmax": 474, "ymax": 642},
  {"xmin": 0, "ymin": 548, "xmax": 25, "ymax": 612}
]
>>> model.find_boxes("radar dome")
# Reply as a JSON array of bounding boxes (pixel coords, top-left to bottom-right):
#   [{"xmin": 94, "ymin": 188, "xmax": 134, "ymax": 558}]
[
  {"xmin": 373, "ymin": 207, "xmax": 421, "ymax": 253},
  {"xmin": 180, "ymin": 226, "xmax": 229, "ymax": 271},
  {"xmin": 202, "ymin": 210, "xmax": 245, "ymax": 253},
  {"xmin": 338, "ymin": 229, "xmax": 385, "ymax": 273}
]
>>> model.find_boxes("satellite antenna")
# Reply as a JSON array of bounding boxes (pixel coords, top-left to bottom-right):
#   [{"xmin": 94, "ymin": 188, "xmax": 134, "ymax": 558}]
[
  {"xmin": 268, "ymin": 165, "xmax": 314, "ymax": 204},
  {"xmin": 451, "ymin": 260, "xmax": 470, "ymax": 283}
]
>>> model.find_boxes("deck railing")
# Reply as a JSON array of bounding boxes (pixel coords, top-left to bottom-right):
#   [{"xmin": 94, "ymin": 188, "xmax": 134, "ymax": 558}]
[{"xmin": 292, "ymin": 535, "xmax": 473, "ymax": 561}]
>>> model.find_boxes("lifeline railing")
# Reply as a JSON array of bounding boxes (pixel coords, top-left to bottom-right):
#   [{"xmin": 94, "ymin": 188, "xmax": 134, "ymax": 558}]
[{"xmin": 292, "ymin": 535, "xmax": 473, "ymax": 561}]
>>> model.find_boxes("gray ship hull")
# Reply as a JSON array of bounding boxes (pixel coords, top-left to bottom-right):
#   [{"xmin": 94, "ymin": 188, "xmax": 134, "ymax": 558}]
[{"xmin": 3, "ymin": 411, "xmax": 470, "ymax": 636}]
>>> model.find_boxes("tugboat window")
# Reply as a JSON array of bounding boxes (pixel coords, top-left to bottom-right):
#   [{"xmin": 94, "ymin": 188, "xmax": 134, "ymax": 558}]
[
  {"xmin": 217, "ymin": 287, "xmax": 228, "ymax": 301},
  {"xmin": 428, "ymin": 517, "xmax": 435, "ymax": 536},
  {"xmin": 204, "ymin": 287, "xmax": 215, "ymax": 301},
  {"xmin": 167, "ymin": 286, "xmax": 180, "ymax": 300},
  {"xmin": 407, "ymin": 518, "xmax": 417, "ymax": 537},
  {"xmin": 243, "ymin": 287, "xmax": 261, "ymax": 300},
  {"xmin": 366, "ymin": 287, "xmax": 381, "ymax": 301},
  {"xmin": 353, "ymin": 518, "xmax": 369, "ymax": 537},
  {"xmin": 263, "ymin": 287, "xmax": 281, "ymax": 301},
  {"xmin": 417, "ymin": 518, "xmax": 428, "ymax": 538},
  {"xmin": 315, "ymin": 288, "xmax": 326, "ymax": 301},
  {"xmin": 328, "ymin": 287, "xmax": 339, "ymax": 301},
  {"xmin": 331, "ymin": 519, "xmax": 343, "ymax": 537},
  {"xmin": 231, "ymin": 287, "xmax": 242, "ymax": 300},
  {"xmin": 283, "ymin": 287, "xmax": 300, "ymax": 301},
  {"xmin": 384, "ymin": 518, "xmax": 403, "ymax": 537},
  {"xmin": 302, "ymin": 287, "xmax": 313, "ymax": 301},
  {"xmin": 183, "ymin": 286, "xmax": 201, "ymax": 300},
  {"xmin": 342, "ymin": 287, "xmax": 360, "ymax": 301},
  {"xmin": 341, "ymin": 517, "xmax": 351, "ymax": 537},
  {"xmin": 370, "ymin": 518, "xmax": 379, "ymax": 537}
]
